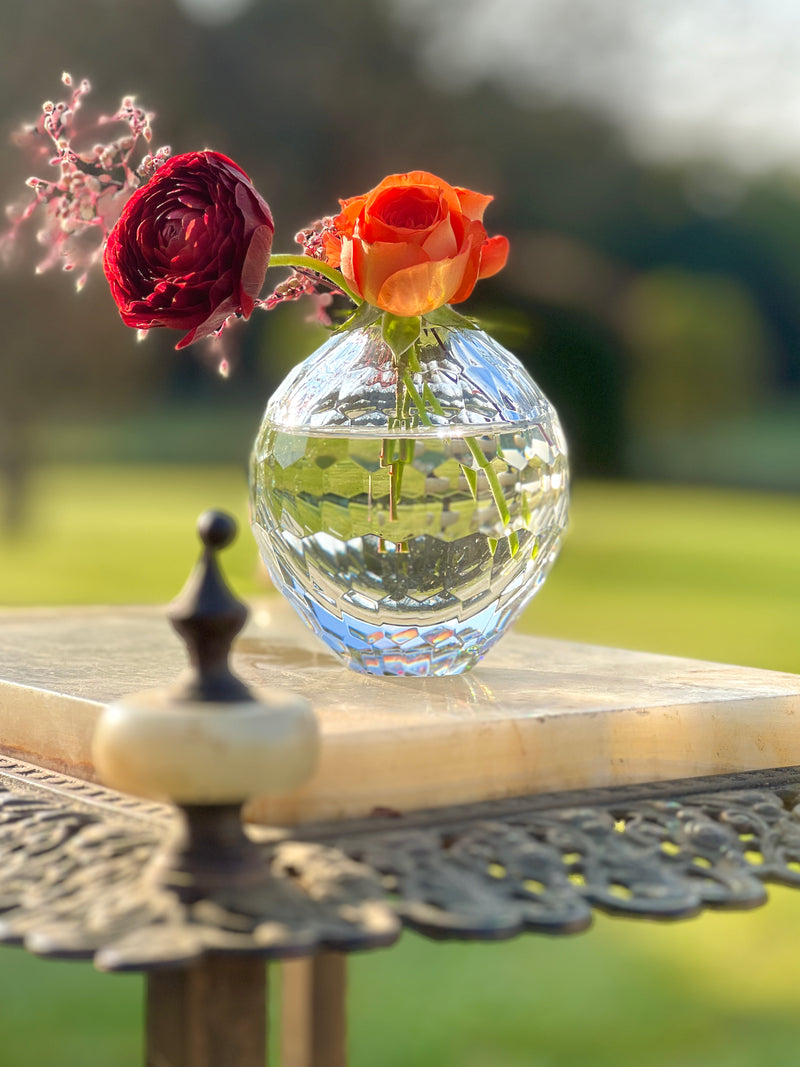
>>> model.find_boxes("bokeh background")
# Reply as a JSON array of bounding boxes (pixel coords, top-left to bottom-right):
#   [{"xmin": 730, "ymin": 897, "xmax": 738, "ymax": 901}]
[
  {"xmin": 2, "ymin": 1, "xmax": 800, "ymax": 1064},
  {"xmin": 4, "ymin": 0, "xmax": 800, "ymax": 509}
]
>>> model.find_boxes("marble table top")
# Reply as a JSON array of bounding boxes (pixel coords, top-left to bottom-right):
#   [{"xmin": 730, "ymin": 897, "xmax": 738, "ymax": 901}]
[{"xmin": 1, "ymin": 602, "xmax": 800, "ymax": 824}]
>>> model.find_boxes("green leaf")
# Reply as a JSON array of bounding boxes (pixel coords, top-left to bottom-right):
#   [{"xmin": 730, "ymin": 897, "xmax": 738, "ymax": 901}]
[
  {"xmin": 422, "ymin": 382, "xmax": 446, "ymax": 419},
  {"xmin": 382, "ymin": 313, "xmax": 421, "ymax": 359},
  {"xmin": 335, "ymin": 301, "xmax": 382, "ymax": 333},
  {"xmin": 422, "ymin": 305, "xmax": 479, "ymax": 330},
  {"xmin": 402, "ymin": 372, "xmax": 433, "ymax": 427},
  {"xmin": 462, "ymin": 465, "xmax": 478, "ymax": 500}
]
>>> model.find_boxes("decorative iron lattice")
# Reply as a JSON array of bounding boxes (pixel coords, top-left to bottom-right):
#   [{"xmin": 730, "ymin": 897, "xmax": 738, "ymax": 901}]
[
  {"xmin": 2, "ymin": 754, "xmax": 800, "ymax": 970},
  {"xmin": 318, "ymin": 770, "xmax": 800, "ymax": 939},
  {"xmin": 0, "ymin": 755, "xmax": 398, "ymax": 970}
]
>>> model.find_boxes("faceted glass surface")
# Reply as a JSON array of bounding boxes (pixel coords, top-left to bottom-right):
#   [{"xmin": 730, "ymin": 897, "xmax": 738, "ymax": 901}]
[{"xmin": 250, "ymin": 323, "xmax": 569, "ymax": 676}]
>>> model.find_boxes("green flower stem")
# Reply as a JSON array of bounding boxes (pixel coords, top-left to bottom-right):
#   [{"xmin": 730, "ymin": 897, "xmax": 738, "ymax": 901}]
[
  {"xmin": 387, "ymin": 341, "xmax": 519, "ymax": 555},
  {"xmin": 422, "ymin": 382, "xmax": 446, "ymax": 419},
  {"xmin": 401, "ymin": 373, "xmax": 432, "ymax": 427},
  {"xmin": 383, "ymin": 372, "xmax": 410, "ymax": 521},
  {"xmin": 403, "ymin": 354, "xmax": 515, "ymax": 547},
  {"xmin": 268, "ymin": 253, "xmax": 362, "ymax": 306},
  {"xmin": 394, "ymin": 367, "xmax": 407, "ymax": 425},
  {"xmin": 464, "ymin": 436, "xmax": 520, "ymax": 557},
  {"xmin": 405, "ymin": 343, "xmax": 423, "ymax": 373}
]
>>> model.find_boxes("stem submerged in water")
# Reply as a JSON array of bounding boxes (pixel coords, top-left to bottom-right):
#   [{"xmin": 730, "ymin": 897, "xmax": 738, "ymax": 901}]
[
  {"xmin": 380, "ymin": 331, "xmax": 519, "ymax": 554},
  {"xmin": 464, "ymin": 437, "xmax": 520, "ymax": 556}
]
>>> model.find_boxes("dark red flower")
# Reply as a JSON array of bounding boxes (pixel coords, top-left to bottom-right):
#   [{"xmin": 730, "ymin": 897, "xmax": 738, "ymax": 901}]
[{"xmin": 103, "ymin": 150, "xmax": 273, "ymax": 349}]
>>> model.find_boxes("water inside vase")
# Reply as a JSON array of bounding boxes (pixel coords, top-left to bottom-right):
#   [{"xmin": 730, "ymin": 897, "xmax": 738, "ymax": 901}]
[{"xmin": 250, "ymin": 419, "xmax": 568, "ymax": 676}]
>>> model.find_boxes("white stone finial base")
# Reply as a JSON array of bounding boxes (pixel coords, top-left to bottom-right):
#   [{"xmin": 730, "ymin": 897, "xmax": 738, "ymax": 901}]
[{"xmin": 93, "ymin": 687, "xmax": 318, "ymax": 805}]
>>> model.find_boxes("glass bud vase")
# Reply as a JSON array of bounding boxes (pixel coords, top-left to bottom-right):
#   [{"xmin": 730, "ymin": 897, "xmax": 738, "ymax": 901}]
[{"xmin": 249, "ymin": 321, "xmax": 569, "ymax": 677}]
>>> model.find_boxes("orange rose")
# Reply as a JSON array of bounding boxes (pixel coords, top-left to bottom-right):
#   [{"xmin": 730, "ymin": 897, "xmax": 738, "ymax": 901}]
[{"xmin": 323, "ymin": 171, "xmax": 509, "ymax": 318}]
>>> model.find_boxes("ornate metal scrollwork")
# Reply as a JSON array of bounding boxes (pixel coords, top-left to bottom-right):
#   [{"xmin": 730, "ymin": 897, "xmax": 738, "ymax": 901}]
[
  {"xmin": 0, "ymin": 755, "xmax": 398, "ymax": 970},
  {"xmin": 319, "ymin": 770, "xmax": 800, "ymax": 940},
  {"xmin": 2, "ymin": 754, "xmax": 800, "ymax": 969}
]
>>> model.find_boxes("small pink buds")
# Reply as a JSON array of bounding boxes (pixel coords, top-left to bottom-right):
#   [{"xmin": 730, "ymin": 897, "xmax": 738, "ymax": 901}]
[{"xmin": 3, "ymin": 77, "xmax": 166, "ymax": 283}]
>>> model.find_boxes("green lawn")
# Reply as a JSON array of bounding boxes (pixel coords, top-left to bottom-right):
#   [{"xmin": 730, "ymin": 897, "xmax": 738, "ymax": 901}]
[{"xmin": 1, "ymin": 466, "xmax": 800, "ymax": 1065}]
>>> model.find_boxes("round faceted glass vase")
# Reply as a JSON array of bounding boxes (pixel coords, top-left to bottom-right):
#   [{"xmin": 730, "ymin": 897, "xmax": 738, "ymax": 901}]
[{"xmin": 249, "ymin": 320, "xmax": 569, "ymax": 676}]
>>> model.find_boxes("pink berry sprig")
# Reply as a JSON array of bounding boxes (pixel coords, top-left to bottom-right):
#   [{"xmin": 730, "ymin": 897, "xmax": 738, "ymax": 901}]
[{"xmin": 2, "ymin": 73, "xmax": 169, "ymax": 290}]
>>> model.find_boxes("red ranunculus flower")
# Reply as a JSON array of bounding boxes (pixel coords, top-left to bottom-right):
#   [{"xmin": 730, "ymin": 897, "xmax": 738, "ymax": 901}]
[
  {"xmin": 103, "ymin": 150, "xmax": 273, "ymax": 349},
  {"xmin": 322, "ymin": 171, "xmax": 509, "ymax": 318}
]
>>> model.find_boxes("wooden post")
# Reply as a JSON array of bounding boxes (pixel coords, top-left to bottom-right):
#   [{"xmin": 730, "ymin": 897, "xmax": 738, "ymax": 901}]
[
  {"xmin": 281, "ymin": 953, "xmax": 347, "ymax": 1067},
  {"xmin": 146, "ymin": 955, "xmax": 268, "ymax": 1067}
]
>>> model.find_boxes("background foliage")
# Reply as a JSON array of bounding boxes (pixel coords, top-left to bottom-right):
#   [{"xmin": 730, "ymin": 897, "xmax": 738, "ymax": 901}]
[{"xmin": 3, "ymin": 0, "xmax": 800, "ymax": 524}]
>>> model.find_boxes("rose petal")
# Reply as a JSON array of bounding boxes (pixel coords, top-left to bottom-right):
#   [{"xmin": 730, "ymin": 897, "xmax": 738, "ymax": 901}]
[
  {"xmin": 421, "ymin": 215, "xmax": 458, "ymax": 261},
  {"xmin": 322, "ymin": 230, "xmax": 343, "ymax": 267},
  {"xmin": 375, "ymin": 244, "xmax": 474, "ymax": 317},
  {"xmin": 333, "ymin": 195, "xmax": 366, "ymax": 238},
  {"xmin": 447, "ymin": 237, "xmax": 483, "ymax": 304},
  {"xmin": 364, "ymin": 186, "xmax": 443, "ymax": 241},
  {"xmin": 477, "ymin": 234, "xmax": 510, "ymax": 280},
  {"xmin": 454, "ymin": 187, "xmax": 494, "ymax": 222},
  {"xmin": 365, "ymin": 171, "xmax": 463, "ymax": 217},
  {"xmin": 328, "ymin": 171, "xmax": 509, "ymax": 313},
  {"xmin": 342, "ymin": 237, "xmax": 429, "ymax": 307}
]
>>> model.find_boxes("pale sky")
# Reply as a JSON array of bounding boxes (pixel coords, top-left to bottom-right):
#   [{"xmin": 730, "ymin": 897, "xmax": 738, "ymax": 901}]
[
  {"xmin": 388, "ymin": 0, "xmax": 800, "ymax": 174},
  {"xmin": 174, "ymin": 0, "xmax": 800, "ymax": 174}
]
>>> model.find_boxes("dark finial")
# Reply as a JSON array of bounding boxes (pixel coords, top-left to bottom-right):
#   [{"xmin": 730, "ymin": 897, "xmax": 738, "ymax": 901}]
[
  {"xmin": 197, "ymin": 509, "xmax": 238, "ymax": 551},
  {"xmin": 167, "ymin": 509, "xmax": 253, "ymax": 703}
]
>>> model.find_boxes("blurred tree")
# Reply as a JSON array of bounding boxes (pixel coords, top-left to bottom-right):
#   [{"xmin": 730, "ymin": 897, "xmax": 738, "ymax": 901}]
[
  {"xmin": 3, "ymin": 0, "xmax": 800, "ymax": 515},
  {"xmin": 0, "ymin": 252, "xmax": 171, "ymax": 533},
  {"xmin": 622, "ymin": 269, "xmax": 767, "ymax": 471}
]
